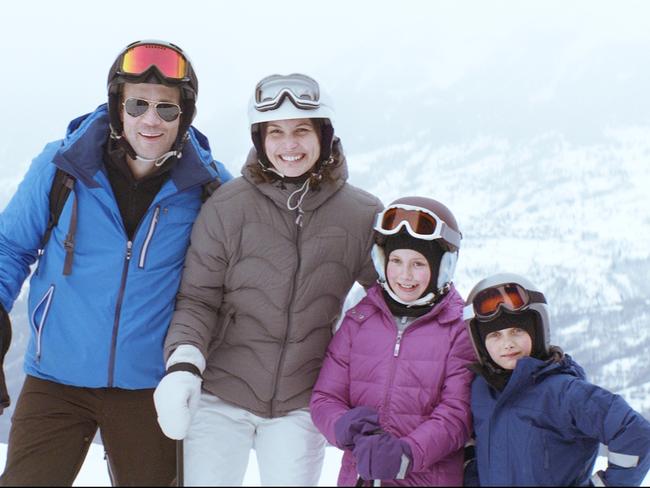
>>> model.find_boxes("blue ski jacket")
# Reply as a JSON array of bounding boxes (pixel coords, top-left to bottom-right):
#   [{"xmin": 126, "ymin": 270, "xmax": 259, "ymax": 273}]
[
  {"xmin": 0, "ymin": 104, "xmax": 232, "ymax": 389},
  {"xmin": 471, "ymin": 355, "xmax": 650, "ymax": 486}
]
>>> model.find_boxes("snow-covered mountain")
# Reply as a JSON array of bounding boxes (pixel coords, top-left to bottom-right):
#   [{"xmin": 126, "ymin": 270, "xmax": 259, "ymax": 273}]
[
  {"xmin": 1, "ymin": 125, "xmax": 649, "ymax": 441},
  {"xmin": 1, "ymin": 0, "xmax": 650, "ymax": 452}
]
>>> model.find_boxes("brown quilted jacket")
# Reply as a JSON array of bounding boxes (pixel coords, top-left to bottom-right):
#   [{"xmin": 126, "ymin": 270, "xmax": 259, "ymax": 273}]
[{"xmin": 164, "ymin": 142, "xmax": 383, "ymax": 418}]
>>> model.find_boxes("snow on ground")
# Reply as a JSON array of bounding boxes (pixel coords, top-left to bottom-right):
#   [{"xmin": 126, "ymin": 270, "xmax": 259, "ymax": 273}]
[
  {"xmin": 0, "ymin": 442, "xmax": 343, "ymax": 486},
  {"xmin": 1, "ymin": 442, "xmax": 649, "ymax": 486}
]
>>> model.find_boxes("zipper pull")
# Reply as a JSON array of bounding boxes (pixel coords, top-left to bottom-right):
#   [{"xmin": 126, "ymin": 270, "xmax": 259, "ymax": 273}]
[
  {"xmin": 126, "ymin": 240, "xmax": 133, "ymax": 260},
  {"xmin": 394, "ymin": 330, "xmax": 404, "ymax": 357}
]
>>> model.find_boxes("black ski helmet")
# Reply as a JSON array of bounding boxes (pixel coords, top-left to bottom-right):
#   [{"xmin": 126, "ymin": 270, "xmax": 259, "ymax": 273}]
[{"xmin": 107, "ymin": 40, "xmax": 199, "ymax": 157}]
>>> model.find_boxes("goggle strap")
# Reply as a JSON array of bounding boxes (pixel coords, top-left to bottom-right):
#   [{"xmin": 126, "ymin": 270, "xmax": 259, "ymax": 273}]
[
  {"xmin": 528, "ymin": 290, "xmax": 547, "ymax": 304},
  {"xmin": 463, "ymin": 304, "xmax": 475, "ymax": 321}
]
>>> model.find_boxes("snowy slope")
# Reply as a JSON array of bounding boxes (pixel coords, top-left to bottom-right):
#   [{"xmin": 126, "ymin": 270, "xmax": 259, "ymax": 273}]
[{"xmin": 0, "ymin": 443, "xmax": 647, "ymax": 486}]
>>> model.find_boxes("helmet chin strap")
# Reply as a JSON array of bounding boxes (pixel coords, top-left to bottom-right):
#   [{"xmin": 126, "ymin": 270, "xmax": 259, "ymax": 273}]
[
  {"xmin": 372, "ymin": 244, "xmax": 452, "ymax": 307},
  {"xmin": 135, "ymin": 150, "xmax": 180, "ymax": 167},
  {"xmin": 379, "ymin": 279, "xmax": 437, "ymax": 307},
  {"xmin": 110, "ymin": 126, "xmax": 181, "ymax": 167}
]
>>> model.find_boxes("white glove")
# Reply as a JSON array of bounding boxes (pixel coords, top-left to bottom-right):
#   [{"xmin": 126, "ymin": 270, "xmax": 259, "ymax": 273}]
[{"xmin": 153, "ymin": 344, "xmax": 205, "ymax": 440}]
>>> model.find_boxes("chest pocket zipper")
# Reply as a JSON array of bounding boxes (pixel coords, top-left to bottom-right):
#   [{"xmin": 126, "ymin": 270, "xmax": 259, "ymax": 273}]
[
  {"xmin": 138, "ymin": 206, "xmax": 161, "ymax": 269},
  {"xmin": 31, "ymin": 285, "xmax": 55, "ymax": 361}
]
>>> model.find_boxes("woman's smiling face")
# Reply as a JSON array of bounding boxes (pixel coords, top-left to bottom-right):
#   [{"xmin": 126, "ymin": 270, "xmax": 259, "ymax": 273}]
[{"xmin": 263, "ymin": 118, "xmax": 320, "ymax": 177}]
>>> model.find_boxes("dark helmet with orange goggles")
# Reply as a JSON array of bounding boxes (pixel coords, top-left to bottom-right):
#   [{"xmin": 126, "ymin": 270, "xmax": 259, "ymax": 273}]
[
  {"xmin": 107, "ymin": 40, "xmax": 199, "ymax": 156},
  {"xmin": 372, "ymin": 196, "xmax": 462, "ymax": 306},
  {"xmin": 463, "ymin": 273, "xmax": 551, "ymax": 365}
]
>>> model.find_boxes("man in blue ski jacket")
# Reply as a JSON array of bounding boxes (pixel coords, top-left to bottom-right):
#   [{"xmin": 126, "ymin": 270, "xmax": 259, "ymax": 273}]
[
  {"xmin": 0, "ymin": 40, "xmax": 231, "ymax": 486},
  {"xmin": 463, "ymin": 273, "xmax": 650, "ymax": 486}
]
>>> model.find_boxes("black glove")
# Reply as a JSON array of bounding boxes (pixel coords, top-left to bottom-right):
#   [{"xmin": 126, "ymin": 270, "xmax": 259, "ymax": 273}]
[
  {"xmin": 463, "ymin": 440, "xmax": 479, "ymax": 486},
  {"xmin": 0, "ymin": 304, "xmax": 12, "ymax": 414}
]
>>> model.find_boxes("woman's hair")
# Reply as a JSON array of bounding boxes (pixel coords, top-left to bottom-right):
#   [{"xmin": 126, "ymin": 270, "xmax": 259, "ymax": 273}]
[
  {"xmin": 248, "ymin": 118, "xmax": 341, "ymax": 186},
  {"xmin": 545, "ymin": 344, "xmax": 565, "ymax": 363}
]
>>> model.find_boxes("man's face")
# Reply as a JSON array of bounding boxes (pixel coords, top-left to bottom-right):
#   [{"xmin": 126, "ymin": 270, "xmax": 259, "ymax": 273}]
[{"xmin": 121, "ymin": 82, "xmax": 181, "ymax": 161}]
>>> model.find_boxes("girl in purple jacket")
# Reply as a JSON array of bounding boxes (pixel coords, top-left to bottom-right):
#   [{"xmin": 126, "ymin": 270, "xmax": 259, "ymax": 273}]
[{"xmin": 310, "ymin": 196, "xmax": 475, "ymax": 486}]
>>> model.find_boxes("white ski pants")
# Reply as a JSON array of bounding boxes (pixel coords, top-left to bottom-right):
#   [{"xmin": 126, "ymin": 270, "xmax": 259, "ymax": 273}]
[{"xmin": 183, "ymin": 393, "xmax": 326, "ymax": 486}]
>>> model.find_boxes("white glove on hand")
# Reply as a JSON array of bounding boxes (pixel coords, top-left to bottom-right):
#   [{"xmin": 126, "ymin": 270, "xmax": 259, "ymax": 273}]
[{"xmin": 153, "ymin": 344, "xmax": 205, "ymax": 440}]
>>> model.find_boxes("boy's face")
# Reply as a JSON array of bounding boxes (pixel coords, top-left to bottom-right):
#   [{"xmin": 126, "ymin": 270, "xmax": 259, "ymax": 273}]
[{"xmin": 484, "ymin": 327, "xmax": 532, "ymax": 370}]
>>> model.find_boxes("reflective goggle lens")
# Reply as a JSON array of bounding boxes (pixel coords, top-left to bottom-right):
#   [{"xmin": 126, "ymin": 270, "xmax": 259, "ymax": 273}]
[
  {"xmin": 381, "ymin": 207, "xmax": 439, "ymax": 236},
  {"xmin": 255, "ymin": 74, "xmax": 320, "ymax": 111},
  {"xmin": 474, "ymin": 284, "xmax": 529, "ymax": 318},
  {"xmin": 121, "ymin": 44, "xmax": 187, "ymax": 79},
  {"xmin": 123, "ymin": 98, "xmax": 182, "ymax": 122}
]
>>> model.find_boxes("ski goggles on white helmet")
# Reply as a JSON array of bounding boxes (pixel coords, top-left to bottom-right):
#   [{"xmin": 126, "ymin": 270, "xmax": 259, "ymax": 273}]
[
  {"xmin": 254, "ymin": 73, "xmax": 321, "ymax": 112},
  {"xmin": 464, "ymin": 283, "xmax": 546, "ymax": 321},
  {"xmin": 374, "ymin": 204, "xmax": 462, "ymax": 249}
]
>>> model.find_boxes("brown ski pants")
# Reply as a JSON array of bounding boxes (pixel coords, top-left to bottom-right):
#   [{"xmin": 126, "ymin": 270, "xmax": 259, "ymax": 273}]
[{"xmin": 0, "ymin": 375, "xmax": 176, "ymax": 486}]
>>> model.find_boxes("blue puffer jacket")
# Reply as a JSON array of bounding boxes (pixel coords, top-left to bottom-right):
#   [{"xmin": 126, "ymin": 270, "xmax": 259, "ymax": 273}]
[
  {"xmin": 472, "ymin": 355, "xmax": 650, "ymax": 486},
  {"xmin": 0, "ymin": 104, "xmax": 232, "ymax": 389}
]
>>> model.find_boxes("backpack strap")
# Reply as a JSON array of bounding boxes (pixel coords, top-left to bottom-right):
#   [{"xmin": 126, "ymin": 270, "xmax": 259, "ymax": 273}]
[
  {"xmin": 39, "ymin": 169, "xmax": 77, "ymax": 275},
  {"xmin": 61, "ymin": 188, "xmax": 78, "ymax": 276},
  {"xmin": 201, "ymin": 161, "xmax": 223, "ymax": 203}
]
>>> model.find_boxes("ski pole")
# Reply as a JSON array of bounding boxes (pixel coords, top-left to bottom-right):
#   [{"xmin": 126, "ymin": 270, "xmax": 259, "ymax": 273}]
[{"xmin": 177, "ymin": 439, "xmax": 184, "ymax": 487}]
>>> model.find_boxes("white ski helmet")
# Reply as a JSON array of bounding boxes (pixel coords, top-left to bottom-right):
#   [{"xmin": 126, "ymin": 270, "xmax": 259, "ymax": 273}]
[{"xmin": 248, "ymin": 73, "xmax": 336, "ymax": 171}]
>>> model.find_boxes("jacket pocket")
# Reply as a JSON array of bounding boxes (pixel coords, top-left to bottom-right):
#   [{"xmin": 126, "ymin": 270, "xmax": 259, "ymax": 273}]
[
  {"xmin": 30, "ymin": 285, "xmax": 55, "ymax": 361},
  {"xmin": 144, "ymin": 203, "xmax": 200, "ymax": 269}
]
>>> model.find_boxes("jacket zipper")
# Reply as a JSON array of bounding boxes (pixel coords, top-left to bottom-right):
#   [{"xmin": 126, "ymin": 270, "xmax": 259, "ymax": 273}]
[
  {"xmin": 138, "ymin": 206, "xmax": 160, "ymax": 269},
  {"xmin": 393, "ymin": 317, "xmax": 408, "ymax": 357},
  {"xmin": 107, "ymin": 195, "xmax": 172, "ymax": 385},
  {"xmin": 269, "ymin": 212, "xmax": 302, "ymax": 417},
  {"xmin": 383, "ymin": 321, "xmax": 408, "ymax": 420},
  {"xmin": 107, "ymin": 240, "xmax": 132, "ymax": 386}
]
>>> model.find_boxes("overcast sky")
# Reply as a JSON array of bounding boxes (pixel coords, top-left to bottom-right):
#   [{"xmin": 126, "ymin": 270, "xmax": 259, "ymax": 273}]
[{"xmin": 2, "ymin": 0, "xmax": 650, "ymax": 193}]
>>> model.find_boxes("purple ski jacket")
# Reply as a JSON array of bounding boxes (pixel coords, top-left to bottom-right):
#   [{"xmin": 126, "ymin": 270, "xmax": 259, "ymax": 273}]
[{"xmin": 310, "ymin": 283, "xmax": 475, "ymax": 486}]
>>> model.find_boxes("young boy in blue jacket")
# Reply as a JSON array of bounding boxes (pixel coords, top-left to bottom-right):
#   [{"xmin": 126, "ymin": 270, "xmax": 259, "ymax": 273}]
[{"xmin": 463, "ymin": 272, "xmax": 650, "ymax": 486}]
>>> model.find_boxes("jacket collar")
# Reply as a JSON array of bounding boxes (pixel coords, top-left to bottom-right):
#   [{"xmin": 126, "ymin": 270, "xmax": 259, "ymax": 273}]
[
  {"xmin": 492, "ymin": 354, "xmax": 586, "ymax": 402},
  {"xmin": 365, "ymin": 281, "xmax": 464, "ymax": 326},
  {"xmin": 52, "ymin": 104, "xmax": 217, "ymax": 192}
]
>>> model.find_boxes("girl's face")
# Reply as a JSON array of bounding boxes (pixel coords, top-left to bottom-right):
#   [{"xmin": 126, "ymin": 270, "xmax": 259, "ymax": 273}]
[
  {"xmin": 484, "ymin": 327, "xmax": 533, "ymax": 370},
  {"xmin": 386, "ymin": 249, "xmax": 431, "ymax": 302},
  {"xmin": 263, "ymin": 118, "xmax": 320, "ymax": 177}
]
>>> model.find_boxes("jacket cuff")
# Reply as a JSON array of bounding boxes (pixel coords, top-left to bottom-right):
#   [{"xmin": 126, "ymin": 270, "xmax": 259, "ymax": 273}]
[
  {"xmin": 590, "ymin": 470, "xmax": 606, "ymax": 487},
  {"xmin": 166, "ymin": 344, "xmax": 206, "ymax": 373},
  {"xmin": 166, "ymin": 362, "xmax": 202, "ymax": 378}
]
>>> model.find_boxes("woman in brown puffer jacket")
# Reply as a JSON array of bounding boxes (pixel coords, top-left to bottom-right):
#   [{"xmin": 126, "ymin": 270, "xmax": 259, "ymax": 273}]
[{"xmin": 154, "ymin": 74, "xmax": 383, "ymax": 486}]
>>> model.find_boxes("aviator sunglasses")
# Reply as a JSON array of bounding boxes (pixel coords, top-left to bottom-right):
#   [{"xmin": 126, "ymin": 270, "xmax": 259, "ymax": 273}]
[{"xmin": 122, "ymin": 97, "xmax": 182, "ymax": 122}]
